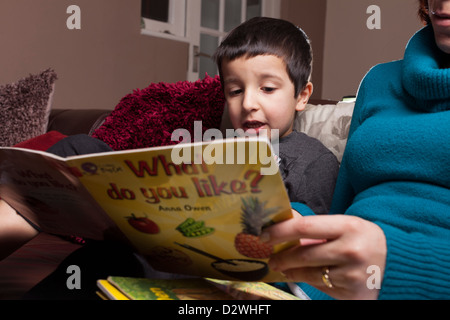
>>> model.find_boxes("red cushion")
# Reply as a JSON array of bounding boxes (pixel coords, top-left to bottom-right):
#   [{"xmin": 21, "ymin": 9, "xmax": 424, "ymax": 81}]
[
  {"xmin": 92, "ymin": 75, "xmax": 225, "ymax": 151},
  {"xmin": 14, "ymin": 131, "xmax": 67, "ymax": 151}
]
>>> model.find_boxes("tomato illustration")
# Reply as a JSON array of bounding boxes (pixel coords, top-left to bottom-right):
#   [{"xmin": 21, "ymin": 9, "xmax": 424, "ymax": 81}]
[{"xmin": 126, "ymin": 214, "xmax": 160, "ymax": 234}]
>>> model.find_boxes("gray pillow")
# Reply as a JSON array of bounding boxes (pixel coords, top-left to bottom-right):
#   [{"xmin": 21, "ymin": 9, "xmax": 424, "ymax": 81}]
[{"xmin": 0, "ymin": 69, "xmax": 57, "ymax": 147}]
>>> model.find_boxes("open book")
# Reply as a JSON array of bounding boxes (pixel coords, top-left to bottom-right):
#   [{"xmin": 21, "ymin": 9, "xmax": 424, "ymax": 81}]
[{"xmin": 0, "ymin": 137, "xmax": 293, "ymax": 282}]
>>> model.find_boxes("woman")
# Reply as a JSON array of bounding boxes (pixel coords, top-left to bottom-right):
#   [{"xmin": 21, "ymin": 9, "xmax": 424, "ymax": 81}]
[{"xmin": 264, "ymin": 0, "xmax": 450, "ymax": 300}]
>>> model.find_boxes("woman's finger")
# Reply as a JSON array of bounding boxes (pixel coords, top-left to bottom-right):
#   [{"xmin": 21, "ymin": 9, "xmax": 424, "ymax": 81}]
[
  {"xmin": 282, "ymin": 265, "xmax": 376, "ymax": 300},
  {"xmin": 268, "ymin": 237, "xmax": 345, "ymax": 272},
  {"xmin": 262, "ymin": 214, "xmax": 358, "ymax": 245},
  {"xmin": 283, "ymin": 266, "xmax": 342, "ymax": 290}
]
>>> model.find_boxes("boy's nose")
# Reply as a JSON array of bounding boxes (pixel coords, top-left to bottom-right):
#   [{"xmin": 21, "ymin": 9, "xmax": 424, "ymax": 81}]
[{"xmin": 242, "ymin": 91, "xmax": 259, "ymax": 112}]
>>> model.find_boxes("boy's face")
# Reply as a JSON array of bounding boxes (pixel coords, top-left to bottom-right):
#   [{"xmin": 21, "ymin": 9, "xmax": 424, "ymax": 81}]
[{"xmin": 221, "ymin": 54, "xmax": 312, "ymax": 139}]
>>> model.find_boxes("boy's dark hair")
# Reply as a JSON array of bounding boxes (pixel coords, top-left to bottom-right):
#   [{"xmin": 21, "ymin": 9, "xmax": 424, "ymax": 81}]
[{"xmin": 213, "ymin": 17, "xmax": 313, "ymax": 97}]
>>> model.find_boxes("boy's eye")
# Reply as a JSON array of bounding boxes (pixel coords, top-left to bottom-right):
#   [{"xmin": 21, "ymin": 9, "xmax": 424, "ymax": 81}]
[
  {"xmin": 228, "ymin": 89, "xmax": 243, "ymax": 96},
  {"xmin": 262, "ymin": 87, "xmax": 276, "ymax": 93}
]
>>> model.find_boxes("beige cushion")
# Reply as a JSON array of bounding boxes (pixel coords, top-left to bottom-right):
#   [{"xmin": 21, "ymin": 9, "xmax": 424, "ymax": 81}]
[{"xmin": 294, "ymin": 101, "xmax": 355, "ymax": 162}]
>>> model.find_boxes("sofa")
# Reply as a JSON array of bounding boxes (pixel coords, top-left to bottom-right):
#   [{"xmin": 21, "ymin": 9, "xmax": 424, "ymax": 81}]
[{"xmin": 0, "ymin": 69, "xmax": 355, "ymax": 299}]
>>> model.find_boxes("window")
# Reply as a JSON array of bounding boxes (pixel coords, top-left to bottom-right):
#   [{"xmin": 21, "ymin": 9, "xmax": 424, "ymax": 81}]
[
  {"xmin": 141, "ymin": 0, "xmax": 187, "ymax": 39},
  {"xmin": 142, "ymin": 0, "xmax": 169, "ymax": 22},
  {"xmin": 196, "ymin": 0, "xmax": 277, "ymax": 78},
  {"xmin": 141, "ymin": 0, "xmax": 280, "ymax": 80}
]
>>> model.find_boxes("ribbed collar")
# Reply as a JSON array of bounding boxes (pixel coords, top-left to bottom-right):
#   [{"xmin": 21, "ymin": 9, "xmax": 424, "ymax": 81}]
[{"xmin": 402, "ymin": 26, "xmax": 450, "ymax": 112}]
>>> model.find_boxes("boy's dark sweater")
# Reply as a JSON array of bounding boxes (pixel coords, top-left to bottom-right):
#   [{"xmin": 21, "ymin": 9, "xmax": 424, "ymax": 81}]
[{"xmin": 276, "ymin": 130, "xmax": 339, "ymax": 214}]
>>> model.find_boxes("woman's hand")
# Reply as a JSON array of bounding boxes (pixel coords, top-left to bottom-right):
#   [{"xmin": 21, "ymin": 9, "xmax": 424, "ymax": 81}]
[{"xmin": 261, "ymin": 212, "xmax": 387, "ymax": 300}]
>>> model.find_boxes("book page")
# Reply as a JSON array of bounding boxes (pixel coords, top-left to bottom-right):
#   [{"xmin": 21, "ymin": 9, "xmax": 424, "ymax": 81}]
[{"xmin": 0, "ymin": 148, "xmax": 118, "ymax": 240}]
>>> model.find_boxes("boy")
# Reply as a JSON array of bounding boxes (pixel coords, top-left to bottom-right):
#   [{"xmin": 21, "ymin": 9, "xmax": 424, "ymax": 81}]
[{"xmin": 214, "ymin": 17, "xmax": 339, "ymax": 214}]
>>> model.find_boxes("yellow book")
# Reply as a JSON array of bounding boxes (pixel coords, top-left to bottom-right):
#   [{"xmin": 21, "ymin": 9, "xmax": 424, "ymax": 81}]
[
  {"xmin": 96, "ymin": 279, "xmax": 130, "ymax": 300},
  {"xmin": 0, "ymin": 137, "xmax": 293, "ymax": 282}
]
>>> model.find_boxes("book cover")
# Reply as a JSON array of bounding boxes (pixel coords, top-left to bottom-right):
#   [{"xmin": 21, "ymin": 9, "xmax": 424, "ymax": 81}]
[
  {"xmin": 96, "ymin": 279, "xmax": 130, "ymax": 300},
  {"xmin": 0, "ymin": 138, "xmax": 294, "ymax": 282}
]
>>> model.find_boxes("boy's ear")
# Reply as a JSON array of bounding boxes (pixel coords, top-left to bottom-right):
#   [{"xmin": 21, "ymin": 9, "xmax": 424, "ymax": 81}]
[{"xmin": 295, "ymin": 82, "xmax": 313, "ymax": 112}]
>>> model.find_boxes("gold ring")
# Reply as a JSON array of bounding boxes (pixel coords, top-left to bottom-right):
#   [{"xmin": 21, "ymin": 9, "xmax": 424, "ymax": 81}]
[{"xmin": 321, "ymin": 267, "xmax": 334, "ymax": 289}]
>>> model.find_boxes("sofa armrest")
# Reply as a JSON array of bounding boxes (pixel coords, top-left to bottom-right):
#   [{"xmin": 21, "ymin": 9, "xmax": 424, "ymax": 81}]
[{"xmin": 47, "ymin": 109, "xmax": 110, "ymax": 136}]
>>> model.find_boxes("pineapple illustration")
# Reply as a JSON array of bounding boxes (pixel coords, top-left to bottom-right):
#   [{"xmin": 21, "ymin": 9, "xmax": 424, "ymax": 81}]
[{"xmin": 234, "ymin": 197, "xmax": 279, "ymax": 259}]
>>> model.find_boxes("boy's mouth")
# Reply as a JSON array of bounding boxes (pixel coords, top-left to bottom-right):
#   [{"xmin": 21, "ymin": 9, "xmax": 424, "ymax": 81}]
[{"xmin": 243, "ymin": 121, "xmax": 267, "ymax": 133}]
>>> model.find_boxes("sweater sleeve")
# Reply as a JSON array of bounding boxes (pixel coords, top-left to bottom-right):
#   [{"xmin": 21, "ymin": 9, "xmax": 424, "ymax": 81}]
[
  {"xmin": 378, "ymin": 223, "xmax": 450, "ymax": 299},
  {"xmin": 290, "ymin": 201, "xmax": 315, "ymax": 216}
]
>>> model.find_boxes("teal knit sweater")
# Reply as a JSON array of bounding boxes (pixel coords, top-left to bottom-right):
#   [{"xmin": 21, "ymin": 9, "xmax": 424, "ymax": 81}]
[{"xmin": 291, "ymin": 26, "xmax": 450, "ymax": 300}]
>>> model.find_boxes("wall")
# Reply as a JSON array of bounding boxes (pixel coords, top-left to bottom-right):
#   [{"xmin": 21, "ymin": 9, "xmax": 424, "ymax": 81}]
[
  {"xmin": 0, "ymin": 0, "xmax": 425, "ymax": 109},
  {"xmin": 280, "ymin": 0, "xmax": 327, "ymax": 100},
  {"xmin": 0, "ymin": 0, "xmax": 189, "ymax": 110},
  {"xmin": 322, "ymin": 0, "xmax": 423, "ymax": 99}
]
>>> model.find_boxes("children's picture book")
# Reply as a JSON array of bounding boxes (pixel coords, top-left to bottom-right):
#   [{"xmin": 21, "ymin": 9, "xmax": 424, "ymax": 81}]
[
  {"xmin": 97, "ymin": 277, "xmax": 234, "ymax": 300},
  {"xmin": 96, "ymin": 276, "xmax": 302, "ymax": 300},
  {"xmin": 0, "ymin": 137, "xmax": 294, "ymax": 282}
]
